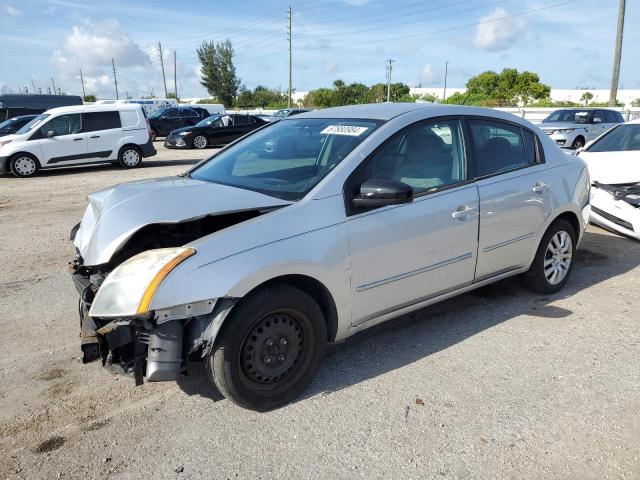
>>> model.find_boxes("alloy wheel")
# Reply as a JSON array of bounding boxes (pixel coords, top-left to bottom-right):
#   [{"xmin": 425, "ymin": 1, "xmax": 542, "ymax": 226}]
[
  {"xmin": 122, "ymin": 149, "xmax": 140, "ymax": 167},
  {"xmin": 193, "ymin": 135, "xmax": 207, "ymax": 149},
  {"xmin": 544, "ymin": 230, "xmax": 573, "ymax": 285}
]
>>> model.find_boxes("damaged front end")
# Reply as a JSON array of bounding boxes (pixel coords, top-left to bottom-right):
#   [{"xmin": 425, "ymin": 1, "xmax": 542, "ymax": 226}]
[
  {"xmin": 590, "ymin": 181, "xmax": 640, "ymax": 241},
  {"xmin": 70, "ymin": 252, "xmax": 237, "ymax": 384}
]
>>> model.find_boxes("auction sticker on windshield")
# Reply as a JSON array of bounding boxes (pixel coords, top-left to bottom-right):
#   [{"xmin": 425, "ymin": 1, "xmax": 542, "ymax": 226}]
[{"xmin": 321, "ymin": 125, "xmax": 369, "ymax": 136}]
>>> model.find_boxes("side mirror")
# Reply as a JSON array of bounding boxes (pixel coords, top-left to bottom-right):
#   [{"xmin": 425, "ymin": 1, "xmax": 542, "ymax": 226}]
[
  {"xmin": 352, "ymin": 178, "xmax": 413, "ymax": 209},
  {"xmin": 46, "ymin": 130, "xmax": 56, "ymax": 138}
]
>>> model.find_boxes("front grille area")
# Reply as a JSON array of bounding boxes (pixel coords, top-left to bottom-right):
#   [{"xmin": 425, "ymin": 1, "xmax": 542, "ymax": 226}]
[{"xmin": 592, "ymin": 206, "xmax": 634, "ymax": 231}]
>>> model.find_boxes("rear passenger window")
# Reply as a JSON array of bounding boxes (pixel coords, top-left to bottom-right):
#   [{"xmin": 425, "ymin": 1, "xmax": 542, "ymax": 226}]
[
  {"xmin": 468, "ymin": 120, "xmax": 530, "ymax": 177},
  {"xmin": 83, "ymin": 111, "xmax": 121, "ymax": 132},
  {"xmin": 604, "ymin": 111, "xmax": 618, "ymax": 123},
  {"xmin": 234, "ymin": 115, "xmax": 249, "ymax": 126}
]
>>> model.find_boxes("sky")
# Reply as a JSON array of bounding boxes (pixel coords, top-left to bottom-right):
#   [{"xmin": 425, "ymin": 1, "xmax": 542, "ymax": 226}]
[{"xmin": 0, "ymin": 0, "xmax": 638, "ymax": 99}]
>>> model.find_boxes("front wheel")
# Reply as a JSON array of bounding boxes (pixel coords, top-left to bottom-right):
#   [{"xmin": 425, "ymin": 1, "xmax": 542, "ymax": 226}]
[
  {"xmin": 118, "ymin": 146, "xmax": 142, "ymax": 168},
  {"xmin": 192, "ymin": 135, "xmax": 207, "ymax": 149},
  {"xmin": 521, "ymin": 219, "xmax": 576, "ymax": 294},
  {"xmin": 10, "ymin": 153, "xmax": 40, "ymax": 178},
  {"xmin": 207, "ymin": 284, "xmax": 327, "ymax": 411},
  {"xmin": 571, "ymin": 136, "xmax": 585, "ymax": 150}
]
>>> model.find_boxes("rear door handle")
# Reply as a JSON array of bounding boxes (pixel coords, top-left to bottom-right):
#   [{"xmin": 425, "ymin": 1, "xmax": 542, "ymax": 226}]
[
  {"xmin": 532, "ymin": 181, "xmax": 549, "ymax": 194},
  {"xmin": 73, "ymin": 138, "xmax": 83, "ymax": 141},
  {"xmin": 90, "ymin": 135, "xmax": 100, "ymax": 139},
  {"xmin": 451, "ymin": 205, "xmax": 477, "ymax": 220}
]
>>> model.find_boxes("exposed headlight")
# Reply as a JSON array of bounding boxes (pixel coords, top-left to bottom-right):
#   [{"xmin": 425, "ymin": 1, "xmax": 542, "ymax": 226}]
[
  {"xmin": 557, "ymin": 129, "xmax": 575, "ymax": 134},
  {"xmin": 89, "ymin": 247, "xmax": 196, "ymax": 318},
  {"xmin": 177, "ymin": 131, "xmax": 191, "ymax": 136},
  {"xmin": 0, "ymin": 139, "xmax": 12, "ymax": 147}
]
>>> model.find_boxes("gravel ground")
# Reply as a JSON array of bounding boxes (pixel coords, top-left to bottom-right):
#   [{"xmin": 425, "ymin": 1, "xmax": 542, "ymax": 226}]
[{"xmin": 0, "ymin": 144, "xmax": 639, "ymax": 479}]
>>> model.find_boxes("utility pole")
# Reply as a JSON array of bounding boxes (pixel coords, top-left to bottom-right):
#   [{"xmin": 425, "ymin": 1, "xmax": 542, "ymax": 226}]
[
  {"xmin": 609, "ymin": 0, "xmax": 626, "ymax": 106},
  {"xmin": 287, "ymin": 6, "xmax": 292, "ymax": 108},
  {"xmin": 385, "ymin": 59, "xmax": 395, "ymax": 102},
  {"xmin": 173, "ymin": 50, "xmax": 178, "ymax": 100},
  {"xmin": 79, "ymin": 69, "xmax": 86, "ymax": 98},
  {"xmin": 158, "ymin": 42, "xmax": 168, "ymax": 99},
  {"xmin": 51, "ymin": 77, "xmax": 57, "ymax": 95},
  {"xmin": 443, "ymin": 60, "xmax": 449, "ymax": 100},
  {"xmin": 111, "ymin": 58, "xmax": 119, "ymax": 100}
]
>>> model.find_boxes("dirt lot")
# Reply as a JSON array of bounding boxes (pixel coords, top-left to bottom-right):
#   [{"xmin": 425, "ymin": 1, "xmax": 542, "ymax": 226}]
[{"xmin": 1, "ymin": 144, "xmax": 639, "ymax": 479}]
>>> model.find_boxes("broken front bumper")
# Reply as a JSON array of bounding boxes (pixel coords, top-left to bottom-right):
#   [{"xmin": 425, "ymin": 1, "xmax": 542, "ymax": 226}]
[{"xmin": 589, "ymin": 182, "xmax": 640, "ymax": 241}]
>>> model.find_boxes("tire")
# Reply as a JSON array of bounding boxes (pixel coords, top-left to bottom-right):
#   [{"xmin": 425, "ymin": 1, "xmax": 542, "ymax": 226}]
[
  {"xmin": 118, "ymin": 146, "xmax": 142, "ymax": 168},
  {"xmin": 150, "ymin": 129, "xmax": 158, "ymax": 141},
  {"xmin": 521, "ymin": 219, "xmax": 576, "ymax": 294},
  {"xmin": 570, "ymin": 136, "xmax": 585, "ymax": 150},
  {"xmin": 207, "ymin": 284, "xmax": 327, "ymax": 411},
  {"xmin": 9, "ymin": 153, "xmax": 40, "ymax": 178},
  {"xmin": 192, "ymin": 135, "xmax": 208, "ymax": 149}
]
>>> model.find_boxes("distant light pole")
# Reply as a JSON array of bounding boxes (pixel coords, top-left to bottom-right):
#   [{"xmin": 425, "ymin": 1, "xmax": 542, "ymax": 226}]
[
  {"xmin": 443, "ymin": 60, "xmax": 449, "ymax": 100},
  {"xmin": 385, "ymin": 59, "xmax": 395, "ymax": 102}
]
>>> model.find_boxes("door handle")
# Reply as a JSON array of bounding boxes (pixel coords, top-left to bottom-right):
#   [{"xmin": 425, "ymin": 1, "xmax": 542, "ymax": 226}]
[
  {"xmin": 90, "ymin": 135, "xmax": 100, "ymax": 139},
  {"xmin": 532, "ymin": 181, "xmax": 549, "ymax": 194},
  {"xmin": 73, "ymin": 138, "xmax": 83, "ymax": 141},
  {"xmin": 451, "ymin": 205, "xmax": 477, "ymax": 220}
]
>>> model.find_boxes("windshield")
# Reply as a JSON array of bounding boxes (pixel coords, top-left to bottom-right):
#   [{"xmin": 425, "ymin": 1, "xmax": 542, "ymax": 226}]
[
  {"xmin": 16, "ymin": 113, "xmax": 49, "ymax": 135},
  {"xmin": 587, "ymin": 124, "xmax": 640, "ymax": 153},
  {"xmin": 543, "ymin": 110, "xmax": 591, "ymax": 124},
  {"xmin": 148, "ymin": 108, "xmax": 169, "ymax": 119},
  {"xmin": 191, "ymin": 118, "xmax": 381, "ymax": 200},
  {"xmin": 271, "ymin": 110, "xmax": 289, "ymax": 117},
  {"xmin": 195, "ymin": 115, "xmax": 222, "ymax": 127},
  {"xmin": 0, "ymin": 117, "xmax": 20, "ymax": 129}
]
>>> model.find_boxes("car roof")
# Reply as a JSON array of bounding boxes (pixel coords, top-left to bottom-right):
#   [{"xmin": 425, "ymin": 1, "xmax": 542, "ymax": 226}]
[
  {"xmin": 292, "ymin": 102, "xmax": 531, "ymax": 122},
  {"xmin": 44, "ymin": 104, "xmax": 143, "ymax": 115}
]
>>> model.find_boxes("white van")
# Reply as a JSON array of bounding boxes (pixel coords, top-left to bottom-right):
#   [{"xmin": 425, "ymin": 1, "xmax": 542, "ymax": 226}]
[
  {"xmin": 0, "ymin": 104, "xmax": 155, "ymax": 178},
  {"xmin": 96, "ymin": 99, "xmax": 178, "ymax": 117}
]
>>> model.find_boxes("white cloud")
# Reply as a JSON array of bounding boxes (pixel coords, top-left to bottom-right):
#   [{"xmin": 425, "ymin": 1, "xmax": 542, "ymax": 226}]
[
  {"xmin": 325, "ymin": 58, "xmax": 337, "ymax": 74},
  {"xmin": 419, "ymin": 64, "xmax": 440, "ymax": 85},
  {"xmin": 2, "ymin": 1, "xmax": 21, "ymax": 17},
  {"xmin": 344, "ymin": 0, "xmax": 369, "ymax": 5},
  {"xmin": 474, "ymin": 7, "xmax": 525, "ymax": 52}
]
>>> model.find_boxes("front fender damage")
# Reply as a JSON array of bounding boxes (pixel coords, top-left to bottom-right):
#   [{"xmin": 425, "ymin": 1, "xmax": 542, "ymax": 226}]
[{"xmin": 80, "ymin": 298, "xmax": 237, "ymax": 385}]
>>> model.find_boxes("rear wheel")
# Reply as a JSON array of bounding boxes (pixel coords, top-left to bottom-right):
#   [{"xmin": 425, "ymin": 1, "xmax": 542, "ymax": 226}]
[
  {"xmin": 521, "ymin": 219, "xmax": 576, "ymax": 294},
  {"xmin": 207, "ymin": 284, "xmax": 327, "ymax": 411},
  {"xmin": 118, "ymin": 146, "xmax": 142, "ymax": 168},
  {"xmin": 192, "ymin": 135, "xmax": 207, "ymax": 149},
  {"xmin": 10, "ymin": 153, "xmax": 40, "ymax": 178}
]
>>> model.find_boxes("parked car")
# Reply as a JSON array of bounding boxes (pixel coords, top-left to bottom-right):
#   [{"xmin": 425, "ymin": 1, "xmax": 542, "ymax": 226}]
[
  {"xmin": 0, "ymin": 114, "xmax": 37, "ymax": 136},
  {"xmin": 164, "ymin": 114, "xmax": 267, "ymax": 149},
  {"xmin": 266, "ymin": 108, "xmax": 311, "ymax": 122},
  {"xmin": 147, "ymin": 106, "xmax": 211, "ymax": 140},
  {"xmin": 539, "ymin": 108, "xmax": 623, "ymax": 150},
  {"xmin": 69, "ymin": 103, "xmax": 590, "ymax": 410},
  {"xmin": 0, "ymin": 104, "xmax": 155, "ymax": 177},
  {"xmin": 0, "ymin": 93, "xmax": 83, "ymax": 121},
  {"xmin": 578, "ymin": 120, "xmax": 640, "ymax": 240}
]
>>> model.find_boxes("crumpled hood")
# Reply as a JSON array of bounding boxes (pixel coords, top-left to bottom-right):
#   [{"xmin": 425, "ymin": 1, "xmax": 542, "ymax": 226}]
[
  {"xmin": 74, "ymin": 176, "xmax": 291, "ymax": 266},
  {"xmin": 540, "ymin": 122, "xmax": 588, "ymax": 131},
  {"xmin": 580, "ymin": 151, "xmax": 640, "ymax": 184}
]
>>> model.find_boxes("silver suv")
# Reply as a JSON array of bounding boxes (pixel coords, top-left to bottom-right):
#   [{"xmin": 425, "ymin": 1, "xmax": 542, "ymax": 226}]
[
  {"xmin": 540, "ymin": 108, "xmax": 624, "ymax": 150},
  {"xmin": 69, "ymin": 103, "xmax": 591, "ymax": 410}
]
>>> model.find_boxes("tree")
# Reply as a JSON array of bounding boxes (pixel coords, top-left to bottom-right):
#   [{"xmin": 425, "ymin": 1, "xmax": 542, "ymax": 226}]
[
  {"xmin": 580, "ymin": 91, "xmax": 594, "ymax": 105},
  {"xmin": 456, "ymin": 68, "xmax": 551, "ymax": 106},
  {"xmin": 83, "ymin": 94, "xmax": 96, "ymax": 102},
  {"xmin": 632, "ymin": 98, "xmax": 640, "ymax": 107},
  {"xmin": 197, "ymin": 39, "xmax": 240, "ymax": 107},
  {"xmin": 167, "ymin": 92, "xmax": 179, "ymax": 101}
]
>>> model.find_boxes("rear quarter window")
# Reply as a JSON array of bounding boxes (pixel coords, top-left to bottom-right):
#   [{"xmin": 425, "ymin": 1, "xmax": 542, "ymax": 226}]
[
  {"xmin": 84, "ymin": 111, "xmax": 122, "ymax": 132},
  {"xmin": 120, "ymin": 110, "xmax": 141, "ymax": 129}
]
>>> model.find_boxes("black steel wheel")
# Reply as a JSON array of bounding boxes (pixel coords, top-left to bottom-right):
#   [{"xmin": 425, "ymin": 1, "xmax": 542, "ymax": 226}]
[
  {"xmin": 571, "ymin": 136, "xmax": 585, "ymax": 150},
  {"xmin": 207, "ymin": 284, "xmax": 327, "ymax": 411}
]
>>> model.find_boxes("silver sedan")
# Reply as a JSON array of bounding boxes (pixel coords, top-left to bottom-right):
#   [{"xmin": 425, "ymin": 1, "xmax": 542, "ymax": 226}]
[{"xmin": 69, "ymin": 103, "xmax": 591, "ymax": 410}]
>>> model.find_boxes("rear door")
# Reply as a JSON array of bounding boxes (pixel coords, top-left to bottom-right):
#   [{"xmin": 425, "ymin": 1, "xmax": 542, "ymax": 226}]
[
  {"xmin": 36, "ymin": 113, "xmax": 89, "ymax": 166},
  {"xmin": 588, "ymin": 110, "xmax": 608, "ymax": 141},
  {"xmin": 83, "ymin": 111, "xmax": 122, "ymax": 161},
  {"xmin": 468, "ymin": 118, "xmax": 552, "ymax": 280},
  {"xmin": 179, "ymin": 108, "xmax": 200, "ymax": 128},
  {"xmin": 160, "ymin": 108, "xmax": 181, "ymax": 135},
  {"xmin": 206, "ymin": 115, "xmax": 235, "ymax": 145}
]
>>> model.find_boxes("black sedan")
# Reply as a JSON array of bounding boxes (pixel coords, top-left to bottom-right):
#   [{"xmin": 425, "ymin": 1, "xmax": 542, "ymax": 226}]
[
  {"xmin": 164, "ymin": 114, "xmax": 267, "ymax": 149},
  {"xmin": 0, "ymin": 114, "xmax": 37, "ymax": 136}
]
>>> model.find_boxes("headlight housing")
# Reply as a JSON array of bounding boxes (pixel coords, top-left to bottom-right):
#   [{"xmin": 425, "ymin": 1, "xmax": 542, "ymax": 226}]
[
  {"xmin": 177, "ymin": 131, "xmax": 191, "ymax": 136},
  {"xmin": 557, "ymin": 129, "xmax": 575, "ymax": 134},
  {"xmin": 0, "ymin": 139, "xmax": 13, "ymax": 148},
  {"xmin": 89, "ymin": 247, "xmax": 196, "ymax": 318}
]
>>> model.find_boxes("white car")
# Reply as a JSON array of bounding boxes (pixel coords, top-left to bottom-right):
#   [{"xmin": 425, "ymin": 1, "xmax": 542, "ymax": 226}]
[
  {"xmin": 0, "ymin": 104, "xmax": 156, "ymax": 178},
  {"xmin": 579, "ymin": 120, "xmax": 640, "ymax": 240}
]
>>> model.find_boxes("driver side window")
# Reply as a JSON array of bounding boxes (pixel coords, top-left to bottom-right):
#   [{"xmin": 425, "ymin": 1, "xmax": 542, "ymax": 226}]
[
  {"xmin": 353, "ymin": 118, "xmax": 467, "ymax": 196},
  {"xmin": 40, "ymin": 114, "xmax": 82, "ymax": 137}
]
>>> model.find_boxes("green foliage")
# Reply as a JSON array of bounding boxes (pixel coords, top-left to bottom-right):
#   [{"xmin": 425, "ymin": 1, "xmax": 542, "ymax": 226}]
[
  {"xmin": 302, "ymin": 80, "xmax": 413, "ymax": 108},
  {"xmin": 451, "ymin": 68, "xmax": 551, "ymax": 106},
  {"xmin": 196, "ymin": 97, "xmax": 220, "ymax": 104},
  {"xmin": 83, "ymin": 94, "xmax": 96, "ymax": 102},
  {"xmin": 588, "ymin": 100, "xmax": 624, "ymax": 107},
  {"xmin": 632, "ymin": 98, "xmax": 640, "ymax": 107},
  {"xmin": 527, "ymin": 98, "xmax": 580, "ymax": 108},
  {"xmin": 234, "ymin": 85, "xmax": 288, "ymax": 109},
  {"xmin": 167, "ymin": 93, "xmax": 179, "ymax": 101},
  {"xmin": 197, "ymin": 39, "xmax": 240, "ymax": 107},
  {"xmin": 580, "ymin": 91, "xmax": 594, "ymax": 105}
]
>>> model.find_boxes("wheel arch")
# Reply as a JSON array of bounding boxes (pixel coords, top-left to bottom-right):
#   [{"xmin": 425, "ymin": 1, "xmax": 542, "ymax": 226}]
[{"xmin": 10, "ymin": 150, "xmax": 42, "ymax": 166}]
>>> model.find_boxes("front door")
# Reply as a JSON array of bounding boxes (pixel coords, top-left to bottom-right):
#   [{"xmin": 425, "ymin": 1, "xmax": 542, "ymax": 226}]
[
  {"xmin": 467, "ymin": 118, "xmax": 553, "ymax": 280},
  {"xmin": 346, "ymin": 118, "xmax": 479, "ymax": 325},
  {"xmin": 37, "ymin": 113, "xmax": 88, "ymax": 167}
]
